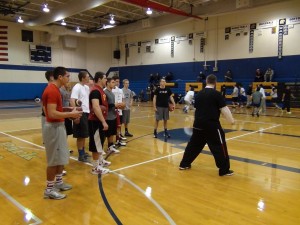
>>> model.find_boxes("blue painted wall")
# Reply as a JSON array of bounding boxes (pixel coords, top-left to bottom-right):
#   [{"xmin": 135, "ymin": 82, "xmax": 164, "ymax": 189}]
[
  {"xmin": 109, "ymin": 55, "xmax": 300, "ymax": 95},
  {"xmin": 1, "ymin": 55, "xmax": 299, "ymax": 100},
  {"xmin": 0, "ymin": 64, "xmax": 85, "ymax": 100}
]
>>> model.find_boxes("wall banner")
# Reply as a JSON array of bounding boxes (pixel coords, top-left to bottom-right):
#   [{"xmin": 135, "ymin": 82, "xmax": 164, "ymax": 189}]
[
  {"xmin": 257, "ymin": 20, "xmax": 277, "ymax": 29},
  {"xmin": 249, "ymin": 29, "xmax": 254, "ymax": 53},
  {"xmin": 287, "ymin": 16, "xmax": 300, "ymax": 25},
  {"xmin": 278, "ymin": 18, "xmax": 285, "ymax": 59}
]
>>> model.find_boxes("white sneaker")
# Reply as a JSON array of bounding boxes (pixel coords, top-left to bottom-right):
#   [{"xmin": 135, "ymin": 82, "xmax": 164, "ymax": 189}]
[
  {"xmin": 91, "ymin": 166, "xmax": 110, "ymax": 175},
  {"xmin": 287, "ymin": 111, "xmax": 292, "ymax": 114},
  {"xmin": 119, "ymin": 135, "xmax": 127, "ymax": 141},
  {"xmin": 44, "ymin": 189, "xmax": 66, "ymax": 200},
  {"xmin": 101, "ymin": 159, "xmax": 111, "ymax": 167},
  {"xmin": 107, "ymin": 146, "xmax": 120, "ymax": 154},
  {"xmin": 116, "ymin": 140, "xmax": 126, "ymax": 146}
]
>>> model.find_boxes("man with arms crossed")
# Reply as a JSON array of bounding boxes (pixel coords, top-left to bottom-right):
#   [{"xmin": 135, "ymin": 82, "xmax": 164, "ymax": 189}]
[
  {"xmin": 179, "ymin": 74, "xmax": 235, "ymax": 176},
  {"xmin": 70, "ymin": 71, "xmax": 91, "ymax": 162},
  {"xmin": 153, "ymin": 78, "xmax": 176, "ymax": 138},
  {"xmin": 42, "ymin": 66, "xmax": 82, "ymax": 199}
]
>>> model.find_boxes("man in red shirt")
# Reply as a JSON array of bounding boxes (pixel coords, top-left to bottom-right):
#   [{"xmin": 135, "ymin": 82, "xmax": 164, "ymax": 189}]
[{"xmin": 42, "ymin": 67, "xmax": 82, "ymax": 200}]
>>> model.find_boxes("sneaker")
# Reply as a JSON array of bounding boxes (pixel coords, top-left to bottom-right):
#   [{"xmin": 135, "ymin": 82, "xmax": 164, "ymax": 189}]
[
  {"xmin": 119, "ymin": 134, "xmax": 127, "ymax": 141},
  {"xmin": 44, "ymin": 190, "xmax": 66, "ymax": 200},
  {"xmin": 153, "ymin": 133, "xmax": 157, "ymax": 138},
  {"xmin": 125, "ymin": 132, "xmax": 133, "ymax": 137},
  {"xmin": 101, "ymin": 159, "xmax": 111, "ymax": 167},
  {"xmin": 69, "ymin": 150, "xmax": 73, "ymax": 153},
  {"xmin": 256, "ymin": 113, "xmax": 259, "ymax": 117},
  {"xmin": 91, "ymin": 166, "xmax": 110, "ymax": 175},
  {"xmin": 251, "ymin": 113, "xmax": 254, "ymax": 117},
  {"xmin": 179, "ymin": 165, "xmax": 191, "ymax": 170},
  {"xmin": 107, "ymin": 146, "xmax": 120, "ymax": 154},
  {"xmin": 78, "ymin": 155, "xmax": 91, "ymax": 162},
  {"xmin": 219, "ymin": 170, "xmax": 234, "ymax": 176},
  {"xmin": 62, "ymin": 170, "xmax": 67, "ymax": 176},
  {"xmin": 54, "ymin": 183, "xmax": 72, "ymax": 191},
  {"xmin": 287, "ymin": 111, "xmax": 292, "ymax": 114},
  {"xmin": 164, "ymin": 132, "xmax": 171, "ymax": 138},
  {"xmin": 116, "ymin": 140, "xmax": 126, "ymax": 146}
]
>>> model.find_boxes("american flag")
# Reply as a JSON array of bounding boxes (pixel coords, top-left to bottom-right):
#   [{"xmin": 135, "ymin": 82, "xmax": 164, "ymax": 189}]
[{"xmin": 0, "ymin": 26, "xmax": 8, "ymax": 61}]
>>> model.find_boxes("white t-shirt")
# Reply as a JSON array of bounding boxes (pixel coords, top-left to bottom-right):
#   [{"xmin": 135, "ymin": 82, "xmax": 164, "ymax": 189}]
[
  {"xmin": 240, "ymin": 87, "xmax": 246, "ymax": 97},
  {"xmin": 71, "ymin": 83, "xmax": 90, "ymax": 113},
  {"xmin": 232, "ymin": 87, "xmax": 239, "ymax": 97},
  {"xmin": 271, "ymin": 87, "xmax": 278, "ymax": 98},
  {"xmin": 259, "ymin": 87, "xmax": 266, "ymax": 99},
  {"xmin": 112, "ymin": 86, "xmax": 124, "ymax": 115},
  {"xmin": 184, "ymin": 91, "xmax": 194, "ymax": 102}
]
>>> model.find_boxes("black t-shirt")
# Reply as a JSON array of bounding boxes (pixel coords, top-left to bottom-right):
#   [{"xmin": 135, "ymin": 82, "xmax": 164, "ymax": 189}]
[
  {"xmin": 193, "ymin": 88, "xmax": 226, "ymax": 129},
  {"xmin": 154, "ymin": 87, "xmax": 172, "ymax": 107},
  {"xmin": 89, "ymin": 90, "xmax": 103, "ymax": 105}
]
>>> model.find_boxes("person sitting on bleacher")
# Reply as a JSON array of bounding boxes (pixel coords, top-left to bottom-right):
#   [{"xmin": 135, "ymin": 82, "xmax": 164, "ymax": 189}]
[
  {"xmin": 254, "ymin": 69, "xmax": 264, "ymax": 82},
  {"xmin": 264, "ymin": 67, "xmax": 274, "ymax": 82},
  {"xmin": 224, "ymin": 69, "xmax": 233, "ymax": 82}
]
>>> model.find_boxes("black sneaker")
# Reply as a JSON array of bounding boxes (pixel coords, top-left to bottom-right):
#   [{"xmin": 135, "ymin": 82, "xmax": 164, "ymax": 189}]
[
  {"xmin": 125, "ymin": 132, "xmax": 133, "ymax": 137},
  {"xmin": 256, "ymin": 113, "xmax": 259, "ymax": 117},
  {"xmin": 164, "ymin": 132, "xmax": 170, "ymax": 138},
  {"xmin": 179, "ymin": 165, "xmax": 191, "ymax": 170},
  {"xmin": 153, "ymin": 133, "xmax": 157, "ymax": 138},
  {"xmin": 219, "ymin": 170, "xmax": 234, "ymax": 176}
]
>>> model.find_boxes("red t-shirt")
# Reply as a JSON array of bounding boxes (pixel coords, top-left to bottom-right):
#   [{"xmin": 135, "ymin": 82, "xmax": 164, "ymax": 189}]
[{"xmin": 42, "ymin": 83, "xmax": 64, "ymax": 123}]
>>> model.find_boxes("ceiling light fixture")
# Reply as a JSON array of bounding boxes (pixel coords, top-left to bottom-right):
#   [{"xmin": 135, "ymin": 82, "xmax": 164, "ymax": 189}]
[
  {"xmin": 61, "ymin": 20, "xmax": 66, "ymax": 26},
  {"xmin": 109, "ymin": 15, "xmax": 115, "ymax": 25},
  {"xmin": 146, "ymin": 8, "xmax": 153, "ymax": 15},
  {"xmin": 43, "ymin": 4, "xmax": 50, "ymax": 13},
  {"xmin": 76, "ymin": 27, "xmax": 81, "ymax": 33},
  {"xmin": 17, "ymin": 16, "xmax": 24, "ymax": 23}
]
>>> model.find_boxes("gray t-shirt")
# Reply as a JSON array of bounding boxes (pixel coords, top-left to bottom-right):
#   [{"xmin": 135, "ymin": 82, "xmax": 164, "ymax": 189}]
[
  {"xmin": 122, "ymin": 88, "xmax": 133, "ymax": 110},
  {"xmin": 252, "ymin": 91, "xmax": 262, "ymax": 105},
  {"xmin": 104, "ymin": 89, "xmax": 116, "ymax": 120}
]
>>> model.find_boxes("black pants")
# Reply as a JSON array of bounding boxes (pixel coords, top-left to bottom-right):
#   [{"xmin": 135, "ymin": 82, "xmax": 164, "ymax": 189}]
[
  {"xmin": 179, "ymin": 125, "xmax": 230, "ymax": 175},
  {"xmin": 282, "ymin": 100, "xmax": 290, "ymax": 112}
]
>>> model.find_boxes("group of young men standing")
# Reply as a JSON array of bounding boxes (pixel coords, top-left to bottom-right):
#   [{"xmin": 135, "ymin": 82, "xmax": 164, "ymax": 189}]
[{"xmin": 42, "ymin": 67, "xmax": 134, "ymax": 200}]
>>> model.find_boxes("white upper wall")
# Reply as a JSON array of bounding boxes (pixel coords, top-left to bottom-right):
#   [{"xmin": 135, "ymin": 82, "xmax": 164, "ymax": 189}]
[
  {"xmin": 0, "ymin": 0, "xmax": 299, "ymax": 83},
  {"xmin": 111, "ymin": 0, "xmax": 300, "ymax": 66}
]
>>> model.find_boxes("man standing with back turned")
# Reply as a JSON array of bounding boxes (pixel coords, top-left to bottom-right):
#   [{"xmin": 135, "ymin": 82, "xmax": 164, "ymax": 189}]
[{"xmin": 179, "ymin": 74, "xmax": 235, "ymax": 176}]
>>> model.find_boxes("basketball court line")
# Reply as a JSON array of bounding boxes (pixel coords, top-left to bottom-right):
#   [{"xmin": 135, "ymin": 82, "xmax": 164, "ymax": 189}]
[
  {"xmin": 0, "ymin": 131, "xmax": 176, "ymax": 224},
  {"xmin": 110, "ymin": 171, "xmax": 177, "ymax": 225},
  {"xmin": 231, "ymin": 139, "xmax": 300, "ymax": 151},
  {"xmin": 0, "ymin": 188, "xmax": 42, "ymax": 225}
]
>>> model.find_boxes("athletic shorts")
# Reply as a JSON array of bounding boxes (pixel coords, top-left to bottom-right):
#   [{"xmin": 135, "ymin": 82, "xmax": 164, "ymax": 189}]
[
  {"xmin": 105, "ymin": 119, "xmax": 117, "ymax": 137},
  {"xmin": 271, "ymin": 97, "xmax": 278, "ymax": 103},
  {"xmin": 232, "ymin": 97, "xmax": 239, "ymax": 102},
  {"xmin": 88, "ymin": 120, "xmax": 105, "ymax": 153},
  {"xmin": 155, "ymin": 107, "xmax": 169, "ymax": 121},
  {"xmin": 43, "ymin": 122, "xmax": 69, "ymax": 166},
  {"xmin": 122, "ymin": 110, "xmax": 131, "ymax": 124},
  {"xmin": 64, "ymin": 118, "xmax": 73, "ymax": 135},
  {"xmin": 73, "ymin": 112, "xmax": 89, "ymax": 138}
]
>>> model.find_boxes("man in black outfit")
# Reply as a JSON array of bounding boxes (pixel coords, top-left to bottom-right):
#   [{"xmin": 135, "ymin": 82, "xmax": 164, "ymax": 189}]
[{"xmin": 179, "ymin": 74, "xmax": 235, "ymax": 176}]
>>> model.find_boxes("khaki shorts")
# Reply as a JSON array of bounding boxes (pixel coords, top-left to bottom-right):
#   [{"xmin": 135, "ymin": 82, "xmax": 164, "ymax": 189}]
[
  {"xmin": 155, "ymin": 107, "xmax": 169, "ymax": 121},
  {"xmin": 43, "ymin": 122, "xmax": 69, "ymax": 166}
]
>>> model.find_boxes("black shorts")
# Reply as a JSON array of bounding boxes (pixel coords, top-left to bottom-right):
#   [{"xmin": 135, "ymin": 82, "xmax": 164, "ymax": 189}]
[
  {"xmin": 64, "ymin": 118, "xmax": 73, "ymax": 135},
  {"xmin": 271, "ymin": 97, "xmax": 278, "ymax": 103},
  {"xmin": 88, "ymin": 120, "xmax": 105, "ymax": 153},
  {"xmin": 73, "ymin": 113, "xmax": 89, "ymax": 138},
  {"xmin": 105, "ymin": 119, "xmax": 117, "ymax": 137}
]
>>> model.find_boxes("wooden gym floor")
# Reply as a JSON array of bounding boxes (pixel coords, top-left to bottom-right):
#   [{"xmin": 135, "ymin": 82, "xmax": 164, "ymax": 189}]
[{"xmin": 0, "ymin": 101, "xmax": 299, "ymax": 225}]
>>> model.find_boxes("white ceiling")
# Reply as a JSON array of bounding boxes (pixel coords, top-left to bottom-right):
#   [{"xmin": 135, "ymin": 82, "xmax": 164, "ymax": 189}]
[{"xmin": 0, "ymin": 0, "xmax": 292, "ymax": 36}]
